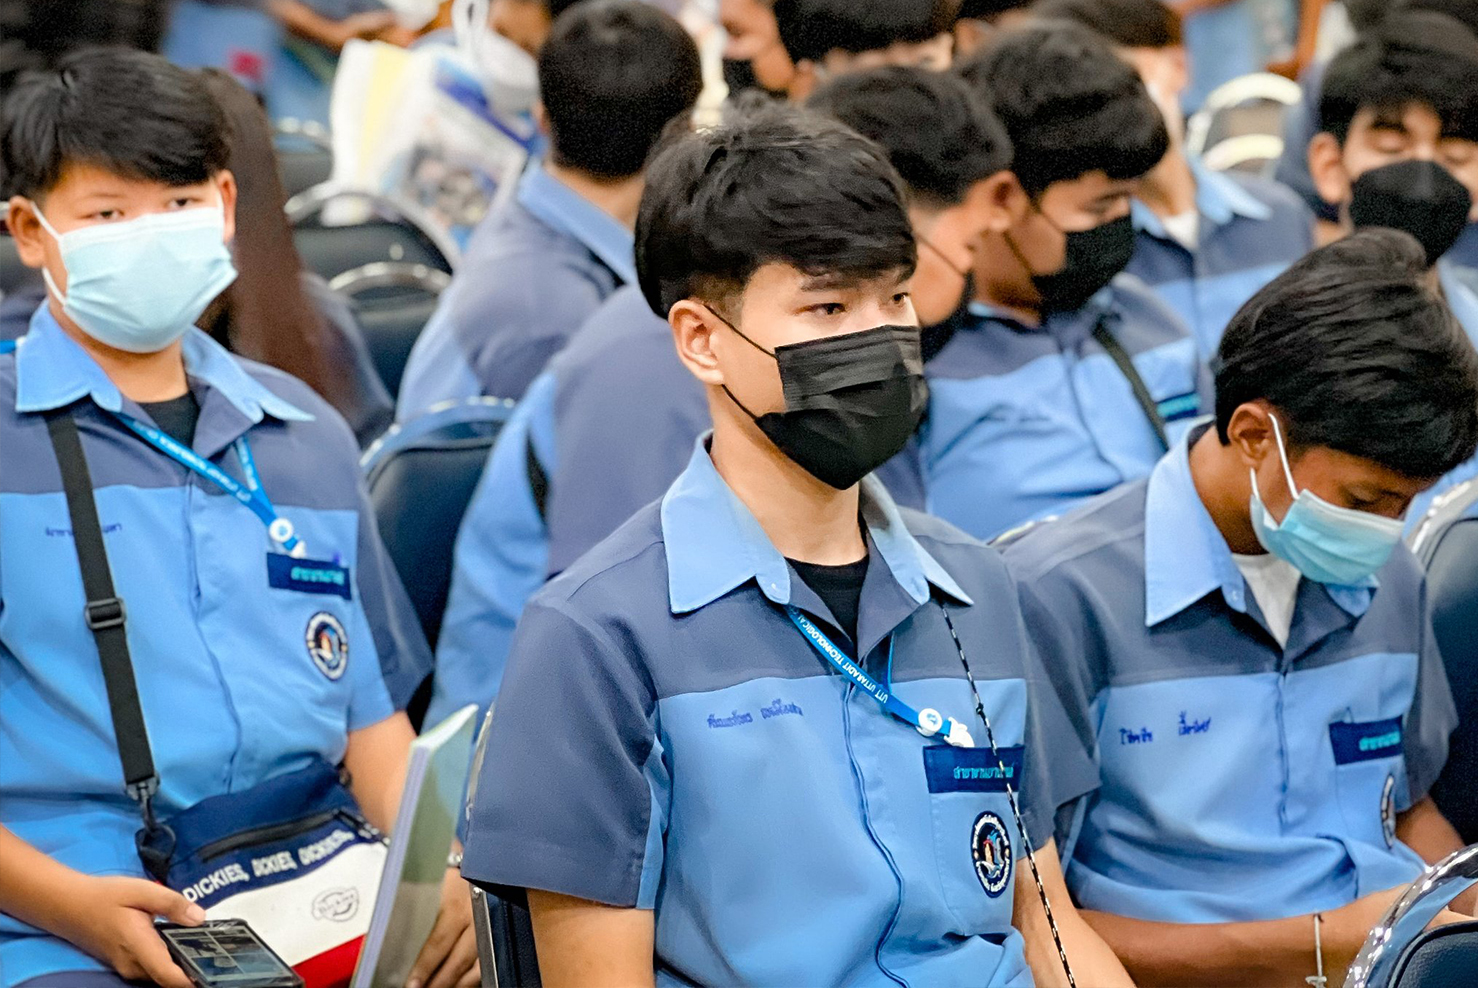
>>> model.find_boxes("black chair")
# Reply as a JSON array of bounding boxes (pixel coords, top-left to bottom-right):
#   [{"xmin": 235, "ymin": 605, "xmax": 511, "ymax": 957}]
[
  {"xmin": 273, "ymin": 118, "xmax": 334, "ymax": 198},
  {"xmin": 1410, "ymin": 480, "xmax": 1478, "ymax": 843},
  {"xmin": 330, "ymin": 262, "xmax": 451, "ymax": 399},
  {"xmin": 1344, "ymin": 844, "xmax": 1478, "ymax": 988},
  {"xmin": 466, "ymin": 707, "xmax": 542, "ymax": 988},
  {"xmin": 288, "ymin": 185, "xmax": 459, "ymax": 283}
]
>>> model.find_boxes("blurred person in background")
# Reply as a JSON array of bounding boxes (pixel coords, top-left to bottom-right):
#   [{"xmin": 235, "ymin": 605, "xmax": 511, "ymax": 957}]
[
  {"xmin": 1038, "ymin": 0, "xmax": 1314, "ymax": 360},
  {"xmin": 771, "ymin": 0, "xmax": 958, "ymax": 101},
  {"xmin": 719, "ymin": 0, "xmax": 794, "ymax": 97},
  {"xmin": 196, "ymin": 69, "xmax": 394, "ymax": 447},
  {"xmin": 953, "ymin": 0, "xmax": 1032, "ymax": 56}
]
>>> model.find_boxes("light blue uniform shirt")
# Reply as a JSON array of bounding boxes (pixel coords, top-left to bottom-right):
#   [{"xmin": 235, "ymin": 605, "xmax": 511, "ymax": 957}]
[
  {"xmin": 397, "ymin": 165, "xmax": 637, "ymax": 417},
  {"xmin": 0, "ymin": 309, "xmax": 428, "ymax": 986},
  {"xmin": 922, "ymin": 274, "xmax": 1209, "ymax": 542},
  {"xmin": 462, "ymin": 438, "xmax": 1098, "ymax": 986},
  {"xmin": 1129, "ymin": 161, "xmax": 1314, "ymax": 358},
  {"xmin": 1003, "ymin": 426, "xmax": 1455, "ymax": 923},
  {"xmin": 428, "ymin": 287, "xmax": 928, "ymax": 724}
]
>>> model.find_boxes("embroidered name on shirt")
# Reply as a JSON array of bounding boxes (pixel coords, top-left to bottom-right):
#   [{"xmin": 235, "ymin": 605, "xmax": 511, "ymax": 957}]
[
  {"xmin": 1120, "ymin": 727, "xmax": 1154, "ymax": 745},
  {"xmin": 1156, "ymin": 392, "xmax": 1201, "ymax": 422},
  {"xmin": 1178, "ymin": 712, "xmax": 1211, "ymax": 735},
  {"xmin": 760, "ymin": 699, "xmax": 803, "ymax": 719},
  {"xmin": 925, "ymin": 745, "xmax": 1025, "ymax": 793},
  {"xmin": 1330, "ymin": 717, "xmax": 1403, "ymax": 764},
  {"xmin": 46, "ymin": 523, "xmax": 122, "ymax": 537},
  {"xmin": 707, "ymin": 711, "xmax": 753, "ymax": 728},
  {"xmin": 268, "ymin": 553, "xmax": 352, "ymax": 600}
]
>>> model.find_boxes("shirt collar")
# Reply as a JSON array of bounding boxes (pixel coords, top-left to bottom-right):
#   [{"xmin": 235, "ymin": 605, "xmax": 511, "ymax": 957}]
[
  {"xmin": 1144, "ymin": 423, "xmax": 1374, "ymax": 627},
  {"xmin": 967, "ymin": 286, "xmax": 1113, "ymax": 340},
  {"xmin": 1438, "ymin": 260, "xmax": 1478, "ymax": 349},
  {"xmin": 516, "ymin": 165, "xmax": 637, "ymax": 285},
  {"xmin": 1132, "ymin": 158, "xmax": 1273, "ymax": 237},
  {"xmin": 660, "ymin": 436, "xmax": 972, "ymax": 614},
  {"xmin": 14, "ymin": 304, "xmax": 312, "ymax": 424}
]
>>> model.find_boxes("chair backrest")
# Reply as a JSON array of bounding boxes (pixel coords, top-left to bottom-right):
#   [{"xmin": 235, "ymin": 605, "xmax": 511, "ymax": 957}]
[
  {"xmin": 1186, "ymin": 72, "xmax": 1304, "ymax": 178},
  {"xmin": 1387, "ymin": 921, "xmax": 1478, "ymax": 988},
  {"xmin": 466, "ymin": 705, "xmax": 542, "ymax": 988},
  {"xmin": 331, "ymin": 262, "xmax": 452, "ymax": 398},
  {"xmin": 277, "ymin": 146, "xmax": 334, "ymax": 199},
  {"xmin": 1344, "ymin": 844, "xmax": 1478, "ymax": 988},
  {"xmin": 362, "ymin": 398, "xmax": 515, "ymax": 650},
  {"xmin": 288, "ymin": 185, "xmax": 460, "ymax": 283},
  {"xmin": 1410, "ymin": 481, "xmax": 1478, "ymax": 842}
]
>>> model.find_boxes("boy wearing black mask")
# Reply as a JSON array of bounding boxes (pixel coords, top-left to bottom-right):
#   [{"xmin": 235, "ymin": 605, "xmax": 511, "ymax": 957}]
[
  {"xmin": 460, "ymin": 101, "xmax": 1133, "ymax": 987},
  {"xmin": 1308, "ymin": 10, "xmax": 1478, "ymax": 527},
  {"xmin": 932, "ymin": 23, "xmax": 1207, "ymax": 542}
]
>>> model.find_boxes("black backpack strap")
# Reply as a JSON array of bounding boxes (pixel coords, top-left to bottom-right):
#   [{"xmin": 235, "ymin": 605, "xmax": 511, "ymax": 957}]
[
  {"xmin": 1091, "ymin": 318, "xmax": 1169, "ymax": 452},
  {"xmin": 45, "ymin": 410, "xmax": 173, "ymax": 874}
]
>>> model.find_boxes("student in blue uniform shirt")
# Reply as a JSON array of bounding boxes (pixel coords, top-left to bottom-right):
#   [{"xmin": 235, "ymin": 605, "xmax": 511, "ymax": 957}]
[
  {"xmin": 1003, "ymin": 231, "xmax": 1478, "ymax": 987},
  {"xmin": 932, "ymin": 23, "xmax": 1207, "ymax": 543},
  {"xmin": 1038, "ymin": 0, "xmax": 1314, "ymax": 359},
  {"xmin": 770, "ymin": 0, "xmax": 957, "ymax": 101},
  {"xmin": 461, "ymin": 102, "xmax": 1134, "ymax": 988},
  {"xmin": 1307, "ymin": 10, "xmax": 1478, "ymax": 522},
  {"xmin": 396, "ymin": 0, "xmax": 701, "ymax": 418},
  {"xmin": 426, "ymin": 67, "xmax": 1014, "ymax": 724},
  {"xmin": 0, "ymin": 51, "xmax": 473, "ymax": 988}
]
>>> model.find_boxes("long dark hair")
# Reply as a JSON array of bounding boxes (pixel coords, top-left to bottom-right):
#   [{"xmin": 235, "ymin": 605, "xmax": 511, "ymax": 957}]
[{"xmin": 198, "ymin": 69, "xmax": 348, "ymax": 413}]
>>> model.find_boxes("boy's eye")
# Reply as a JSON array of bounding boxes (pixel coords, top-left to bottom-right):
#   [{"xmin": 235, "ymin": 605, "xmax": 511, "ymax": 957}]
[
  {"xmin": 812, "ymin": 303, "xmax": 845, "ymax": 316},
  {"xmin": 169, "ymin": 197, "xmax": 197, "ymax": 209},
  {"xmin": 94, "ymin": 210, "xmax": 121, "ymax": 221},
  {"xmin": 892, "ymin": 292, "xmax": 911, "ymax": 305}
]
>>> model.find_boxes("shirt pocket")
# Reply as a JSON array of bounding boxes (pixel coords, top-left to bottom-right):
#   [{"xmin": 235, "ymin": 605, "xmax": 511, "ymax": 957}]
[
  {"xmin": 925, "ymin": 745, "xmax": 1024, "ymax": 929},
  {"xmin": 1328, "ymin": 718, "xmax": 1406, "ymax": 859}
]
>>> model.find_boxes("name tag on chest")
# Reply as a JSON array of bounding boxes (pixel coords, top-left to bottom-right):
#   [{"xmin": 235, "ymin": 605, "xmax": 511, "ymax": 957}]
[
  {"xmin": 267, "ymin": 553, "xmax": 352, "ymax": 600},
  {"xmin": 925, "ymin": 745, "xmax": 1024, "ymax": 793},
  {"xmin": 1330, "ymin": 717, "xmax": 1403, "ymax": 765}
]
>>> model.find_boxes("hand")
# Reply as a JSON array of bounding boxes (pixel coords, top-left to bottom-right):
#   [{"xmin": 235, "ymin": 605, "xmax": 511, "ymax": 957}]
[
  {"xmin": 60, "ymin": 875, "xmax": 205, "ymax": 988},
  {"xmin": 405, "ymin": 867, "xmax": 480, "ymax": 988},
  {"xmin": 328, "ymin": 10, "xmax": 401, "ymax": 50}
]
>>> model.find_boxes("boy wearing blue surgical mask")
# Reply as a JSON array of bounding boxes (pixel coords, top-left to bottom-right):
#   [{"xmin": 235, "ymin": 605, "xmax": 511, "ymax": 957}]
[
  {"xmin": 1002, "ymin": 230, "xmax": 1478, "ymax": 988},
  {"xmin": 0, "ymin": 50, "xmax": 475, "ymax": 988}
]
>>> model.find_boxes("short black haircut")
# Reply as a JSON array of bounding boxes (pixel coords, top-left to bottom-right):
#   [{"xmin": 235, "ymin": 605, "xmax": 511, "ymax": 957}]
[
  {"xmin": 636, "ymin": 102, "xmax": 916, "ymax": 318},
  {"xmin": 1403, "ymin": 0, "xmax": 1478, "ymax": 36},
  {"xmin": 1319, "ymin": 11, "xmax": 1478, "ymax": 144},
  {"xmin": 958, "ymin": 0, "xmax": 1031, "ymax": 18},
  {"xmin": 1032, "ymin": 0, "xmax": 1182, "ymax": 49},
  {"xmin": 773, "ymin": 0, "xmax": 958, "ymax": 64},
  {"xmin": 538, "ymin": 0, "xmax": 702, "ymax": 179},
  {"xmin": 1215, "ymin": 229, "xmax": 1478, "ymax": 480},
  {"xmin": 958, "ymin": 22, "xmax": 1168, "ymax": 198},
  {"xmin": 1, "ymin": 47, "xmax": 230, "ymax": 201},
  {"xmin": 806, "ymin": 65, "xmax": 1011, "ymax": 209}
]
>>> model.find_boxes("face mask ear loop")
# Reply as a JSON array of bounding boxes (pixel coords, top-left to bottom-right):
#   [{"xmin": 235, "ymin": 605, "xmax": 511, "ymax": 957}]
[
  {"xmin": 29, "ymin": 204, "xmax": 68, "ymax": 305},
  {"xmin": 701, "ymin": 301, "xmax": 775, "ymax": 357},
  {"xmin": 918, "ymin": 232, "xmax": 970, "ymax": 281},
  {"xmin": 1268, "ymin": 413, "xmax": 1301, "ymax": 499}
]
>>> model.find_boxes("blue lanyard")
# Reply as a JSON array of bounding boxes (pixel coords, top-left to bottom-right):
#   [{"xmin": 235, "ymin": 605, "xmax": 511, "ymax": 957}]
[
  {"xmin": 787, "ymin": 607, "xmax": 974, "ymax": 747},
  {"xmin": 113, "ymin": 413, "xmax": 304, "ymax": 555}
]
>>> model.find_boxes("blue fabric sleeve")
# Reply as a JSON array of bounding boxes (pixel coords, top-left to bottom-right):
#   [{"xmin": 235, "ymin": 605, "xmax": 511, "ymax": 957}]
[{"xmin": 461, "ymin": 596, "xmax": 665, "ymax": 907}]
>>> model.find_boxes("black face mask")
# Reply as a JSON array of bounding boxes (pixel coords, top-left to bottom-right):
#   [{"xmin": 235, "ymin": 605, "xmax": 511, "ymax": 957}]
[
  {"xmin": 715, "ymin": 315, "xmax": 929, "ymax": 489},
  {"xmin": 921, "ymin": 271, "xmax": 975, "ymax": 363},
  {"xmin": 1349, "ymin": 159, "xmax": 1473, "ymax": 266},
  {"xmin": 721, "ymin": 58, "xmax": 788, "ymax": 100},
  {"xmin": 1011, "ymin": 212, "xmax": 1136, "ymax": 315}
]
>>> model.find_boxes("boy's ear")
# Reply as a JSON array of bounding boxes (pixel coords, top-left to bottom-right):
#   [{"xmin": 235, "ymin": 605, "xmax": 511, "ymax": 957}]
[
  {"xmin": 1308, "ymin": 132, "xmax": 1353, "ymax": 210},
  {"xmin": 215, "ymin": 171, "xmax": 239, "ymax": 244},
  {"xmin": 787, "ymin": 60, "xmax": 819, "ymax": 102},
  {"xmin": 981, "ymin": 172, "xmax": 1030, "ymax": 232},
  {"xmin": 1226, "ymin": 400, "xmax": 1277, "ymax": 470},
  {"xmin": 670, "ymin": 299, "xmax": 726, "ymax": 387},
  {"xmin": 6, "ymin": 195, "xmax": 50, "ymax": 270}
]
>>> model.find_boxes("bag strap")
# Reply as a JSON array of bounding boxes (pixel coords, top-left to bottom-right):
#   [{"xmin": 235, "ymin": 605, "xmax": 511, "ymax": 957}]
[
  {"xmin": 1091, "ymin": 318, "xmax": 1169, "ymax": 452},
  {"xmin": 44, "ymin": 410, "xmax": 164, "ymax": 824},
  {"xmin": 525, "ymin": 431, "xmax": 550, "ymax": 522}
]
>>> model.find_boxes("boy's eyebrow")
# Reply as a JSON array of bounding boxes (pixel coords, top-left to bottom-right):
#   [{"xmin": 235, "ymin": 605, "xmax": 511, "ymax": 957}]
[{"xmin": 798, "ymin": 272, "xmax": 859, "ymax": 292}]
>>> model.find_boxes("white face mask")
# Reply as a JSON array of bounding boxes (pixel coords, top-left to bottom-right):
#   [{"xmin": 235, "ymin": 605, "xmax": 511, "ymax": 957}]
[
  {"xmin": 454, "ymin": 0, "xmax": 540, "ymax": 115},
  {"xmin": 34, "ymin": 204, "xmax": 238, "ymax": 354}
]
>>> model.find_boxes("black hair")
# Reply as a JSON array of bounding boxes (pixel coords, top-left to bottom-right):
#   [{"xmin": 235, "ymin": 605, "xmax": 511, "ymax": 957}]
[
  {"xmin": 772, "ymin": 0, "xmax": 959, "ymax": 64},
  {"xmin": 1032, "ymin": 0, "xmax": 1182, "ymax": 48},
  {"xmin": 958, "ymin": 0, "xmax": 1031, "ymax": 18},
  {"xmin": 537, "ymin": 0, "xmax": 702, "ymax": 179},
  {"xmin": 1403, "ymin": 0, "xmax": 1478, "ymax": 35},
  {"xmin": 806, "ymin": 65, "xmax": 1011, "ymax": 208},
  {"xmin": 546, "ymin": 0, "xmax": 588, "ymax": 16},
  {"xmin": 635, "ymin": 101, "xmax": 916, "ymax": 318},
  {"xmin": 957, "ymin": 22, "xmax": 1167, "ymax": 198},
  {"xmin": 1215, "ymin": 229, "xmax": 1478, "ymax": 479},
  {"xmin": 1319, "ymin": 12, "xmax": 1478, "ymax": 144},
  {"xmin": 1, "ymin": 47, "xmax": 230, "ymax": 201}
]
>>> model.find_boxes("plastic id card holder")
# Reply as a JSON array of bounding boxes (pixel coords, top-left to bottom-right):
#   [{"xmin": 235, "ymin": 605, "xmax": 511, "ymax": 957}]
[{"xmin": 158, "ymin": 920, "xmax": 304, "ymax": 988}]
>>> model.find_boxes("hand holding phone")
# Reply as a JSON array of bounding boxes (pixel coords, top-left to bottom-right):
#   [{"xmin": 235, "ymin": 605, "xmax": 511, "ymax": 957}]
[{"xmin": 157, "ymin": 919, "xmax": 304, "ymax": 988}]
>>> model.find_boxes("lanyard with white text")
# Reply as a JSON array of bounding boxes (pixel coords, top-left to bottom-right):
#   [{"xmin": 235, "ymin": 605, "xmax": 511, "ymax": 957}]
[
  {"xmin": 113, "ymin": 413, "xmax": 305, "ymax": 556},
  {"xmin": 787, "ymin": 606, "xmax": 974, "ymax": 747}
]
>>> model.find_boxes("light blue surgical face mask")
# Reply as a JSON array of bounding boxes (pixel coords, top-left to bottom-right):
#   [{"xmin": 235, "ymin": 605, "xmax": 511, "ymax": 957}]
[
  {"xmin": 34, "ymin": 203, "xmax": 238, "ymax": 354},
  {"xmin": 1248, "ymin": 414, "xmax": 1406, "ymax": 587}
]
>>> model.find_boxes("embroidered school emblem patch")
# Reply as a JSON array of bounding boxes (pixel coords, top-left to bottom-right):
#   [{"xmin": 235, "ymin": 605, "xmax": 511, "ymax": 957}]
[
  {"xmin": 1381, "ymin": 774, "xmax": 1397, "ymax": 849},
  {"xmin": 306, "ymin": 612, "xmax": 349, "ymax": 681},
  {"xmin": 972, "ymin": 811, "xmax": 1013, "ymax": 898}
]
